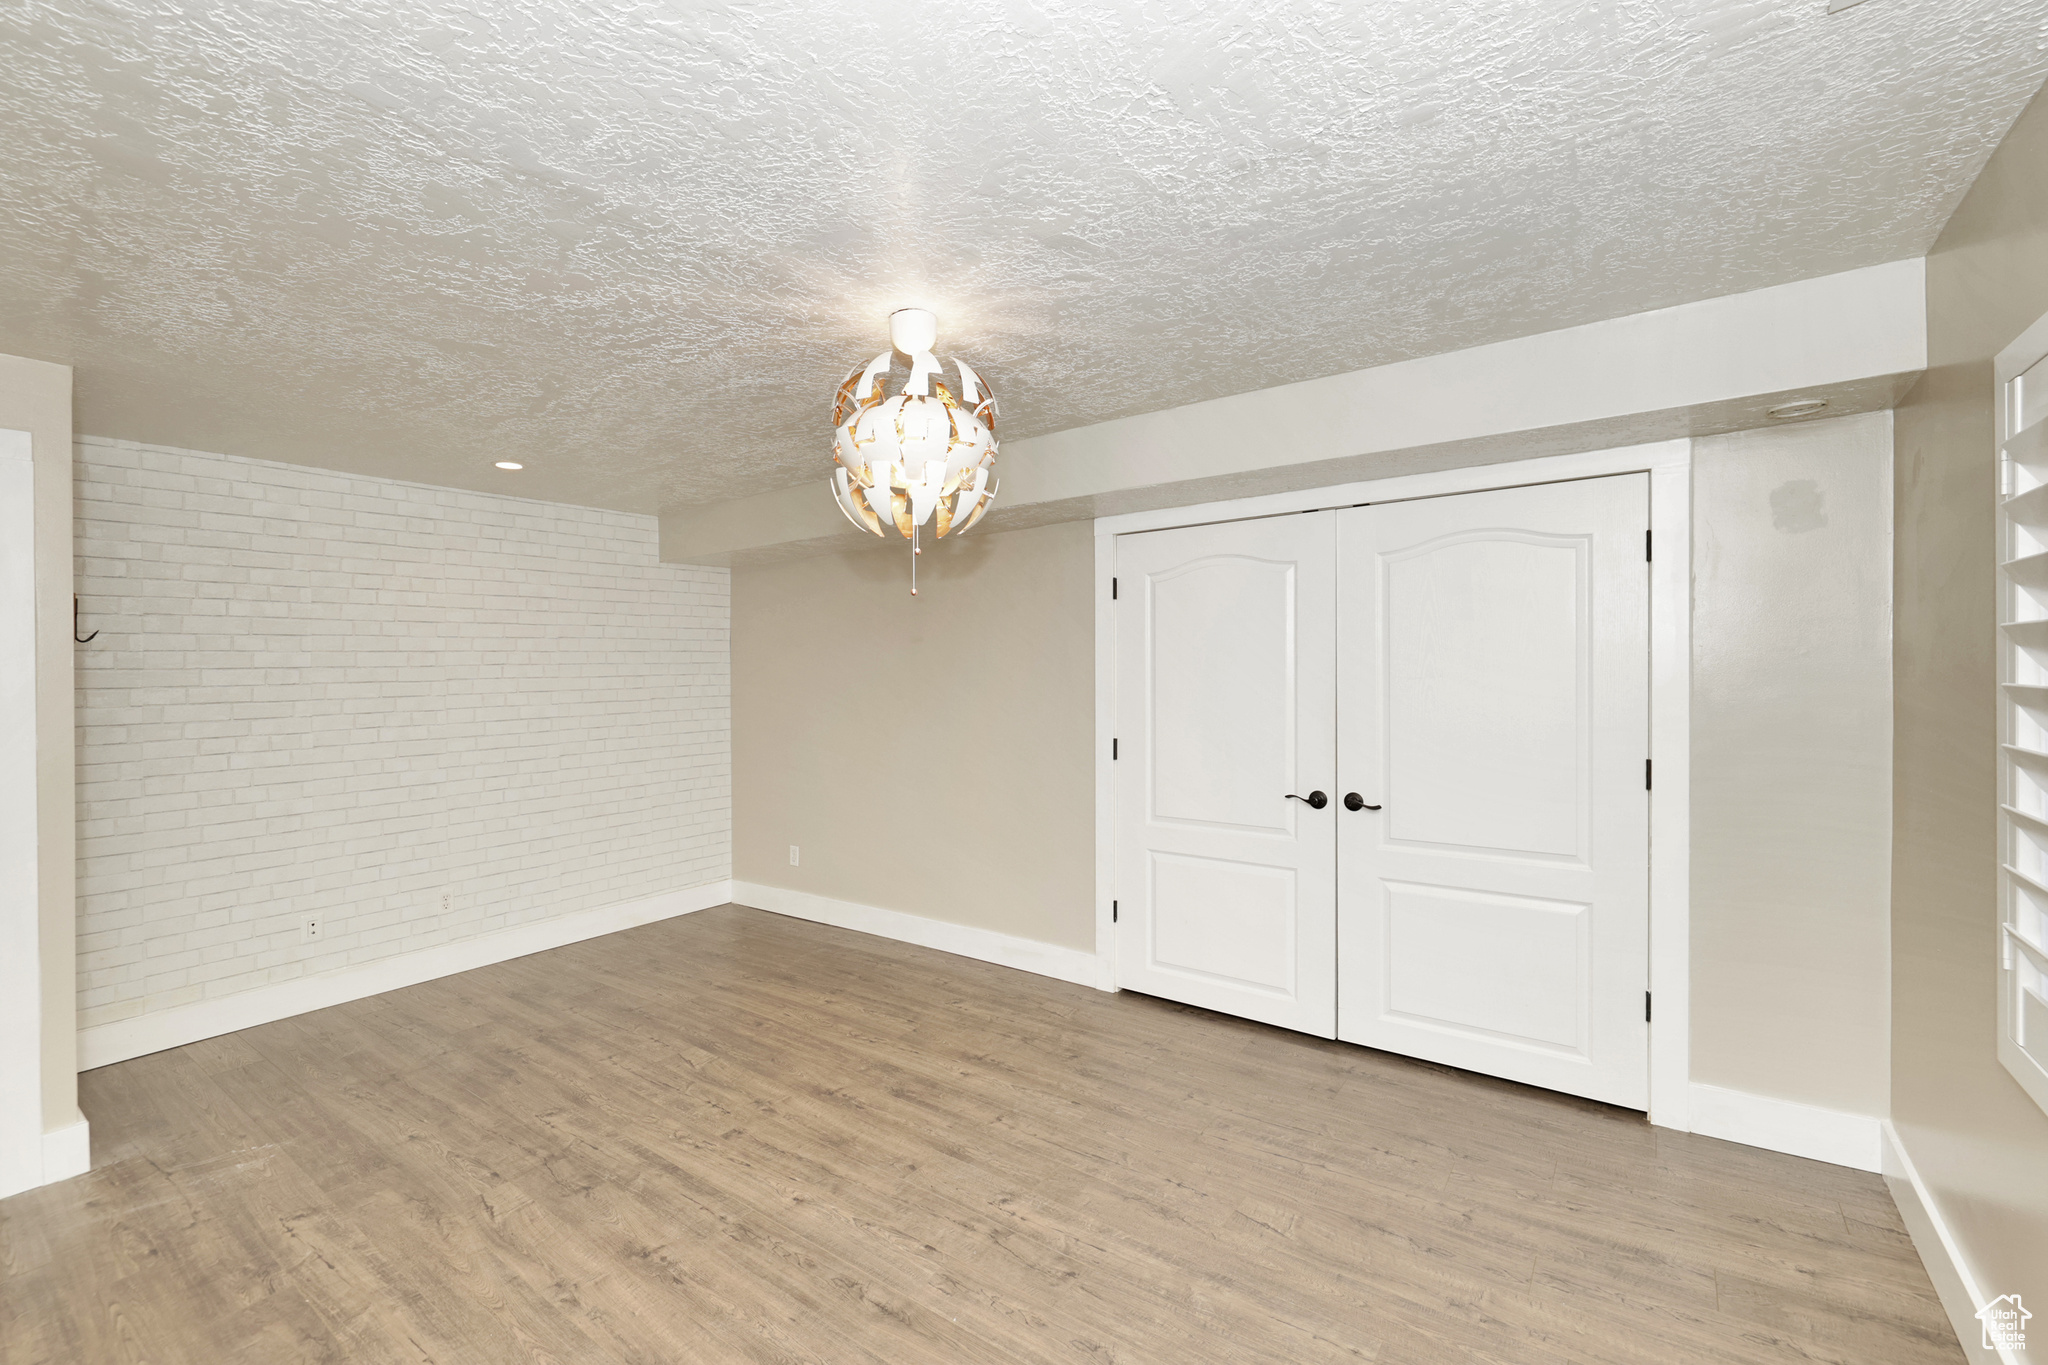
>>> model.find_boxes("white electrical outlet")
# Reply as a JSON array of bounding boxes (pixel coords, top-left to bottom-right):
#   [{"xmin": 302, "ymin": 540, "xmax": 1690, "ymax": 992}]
[
  {"xmin": 301, "ymin": 917, "xmax": 321, "ymax": 942},
  {"xmin": 789, "ymin": 845, "xmax": 800, "ymax": 866},
  {"xmin": 441, "ymin": 892, "xmax": 451, "ymax": 913}
]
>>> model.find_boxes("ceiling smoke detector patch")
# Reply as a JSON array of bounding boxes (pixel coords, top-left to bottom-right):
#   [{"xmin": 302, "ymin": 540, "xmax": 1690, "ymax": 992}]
[{"xmin": 1767, "ymin": 399, "xmax": 1829, "ymax": 421}]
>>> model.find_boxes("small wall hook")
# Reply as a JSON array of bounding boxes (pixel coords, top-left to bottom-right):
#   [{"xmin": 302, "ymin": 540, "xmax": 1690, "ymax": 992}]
[{"xmin": 73, "ymin": 596, "xmax": 97, "ymax": 644}]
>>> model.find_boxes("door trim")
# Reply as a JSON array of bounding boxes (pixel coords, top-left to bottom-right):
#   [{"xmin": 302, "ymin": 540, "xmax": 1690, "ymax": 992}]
[{"xmin": 1092, "ymin": 438, "xmax": 1694, "ymax": 1133}]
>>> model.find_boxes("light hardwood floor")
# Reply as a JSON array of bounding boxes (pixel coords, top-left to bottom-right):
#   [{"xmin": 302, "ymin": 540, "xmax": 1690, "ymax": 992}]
[{"xmin": 4, "ymin": 906, "xmax": 1959, "ymax": 1364}]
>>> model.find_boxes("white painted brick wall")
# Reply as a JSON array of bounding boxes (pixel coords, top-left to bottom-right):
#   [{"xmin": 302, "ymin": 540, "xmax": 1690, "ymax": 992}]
[{"xmin": 73, "ymin": 437, "xmax": 730, "ymax": 1030}]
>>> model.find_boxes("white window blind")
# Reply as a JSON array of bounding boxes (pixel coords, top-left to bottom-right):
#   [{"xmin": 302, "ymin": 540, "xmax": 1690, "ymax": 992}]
[{"xmin": 1995, "ymin": 315, "xmax": 2048, "ymax": 1119}]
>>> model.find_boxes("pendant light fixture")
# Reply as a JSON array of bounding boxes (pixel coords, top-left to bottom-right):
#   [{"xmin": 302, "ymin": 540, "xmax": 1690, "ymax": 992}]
[{"xmin": 828, "ymin": 308, "xmax": 999, "ymax": 595}]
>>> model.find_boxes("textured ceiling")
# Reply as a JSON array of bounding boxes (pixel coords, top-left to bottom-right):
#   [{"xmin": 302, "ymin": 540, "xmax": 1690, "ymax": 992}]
[{"xmin": 1, "ymin": 1, "xmax": 2044, "ymax": 514}]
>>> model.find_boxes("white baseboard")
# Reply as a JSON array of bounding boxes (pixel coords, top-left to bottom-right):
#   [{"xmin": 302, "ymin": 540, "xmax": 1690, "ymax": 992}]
[
  {"xmin": 732, "ymin": 881, "xmax": 1102, "ymax": 989},
  {"xmin": 0, "ymin": 1111, "xmax": 92, "ymax": 1200},
  {"xmin": 40, "ymin": 1111, "xmax": 90, "ymax": 1184},
  {"xmin": 1884, "ymin": 1121, "xmax": 2021, "ymax": 1365},
  {"xmin": 78, "ymin": 880, "xmax": 734, "ymax": 1070},
  {"xmin": 1686, "ymin": 1082, "xmax": 1882, "ymax": 1171}
]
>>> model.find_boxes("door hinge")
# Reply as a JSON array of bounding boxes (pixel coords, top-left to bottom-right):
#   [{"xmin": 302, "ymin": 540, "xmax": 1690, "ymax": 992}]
[
  {"xmin": 1112, "ymin": 900, "xmax": 1118, "ymax": 923},
  {"xmin": 1112, "ymin": 576, "xmax": 1118, "ymax": 600},
  {"xmin": 1645, "ymin": 529, "xmax": 1653, "ymax": 562},
  {"xmin": 1645, "ymin": 759, "xmax": 1652, "ymax": 790},
  {"xmin": 1112, "ymin": 738, "xmax": 1118, "ymax": 760},
  {"xmin": 1645, "ymin": 991, "xmax": 1653, "ymax": 1023}
]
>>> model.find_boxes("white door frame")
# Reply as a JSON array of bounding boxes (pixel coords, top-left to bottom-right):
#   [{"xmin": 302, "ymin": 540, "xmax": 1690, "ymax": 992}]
[
  {"xmin": 1093, "ymin": 438, "xmax": 1693, "ymax": 1132},
  {"xmin": 1, "ymin": 431, "xmax": 51, "ymax": 1197}
]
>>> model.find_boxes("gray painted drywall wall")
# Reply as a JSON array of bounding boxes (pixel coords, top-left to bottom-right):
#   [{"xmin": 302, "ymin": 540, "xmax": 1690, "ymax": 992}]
[
  {"xmin": 1690, "ymin": 412, "xmax": 1893, "ymax": 1117},
  {"xmin": 733, "ymin": 519, "xmax": 1096, "ymax": 951},
  {"xmin": 1893, "ymin": 76, "xmax": 2048, "ymax": 1324}
]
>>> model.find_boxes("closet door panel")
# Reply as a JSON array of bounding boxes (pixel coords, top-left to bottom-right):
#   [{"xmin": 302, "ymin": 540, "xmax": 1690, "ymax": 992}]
[
  {"xmin": 1336, "ymin": 475, "xmax": 1651, "ymax": 1108},
  {"xmin": 1114, "ymin": 513, "xmax": 1338, "ymax": 1037},
  {"xmin": 1382, "ymin": 535, "xmax": 1586, "ymax": 858}
]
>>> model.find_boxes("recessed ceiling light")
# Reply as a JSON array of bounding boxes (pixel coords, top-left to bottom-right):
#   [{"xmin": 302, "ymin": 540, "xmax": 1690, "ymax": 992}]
[
  {"xmin": 495, "ymin": 461, "xmax": 523, "ymax": 470},
  {"xmin": 1766, "ymin": 399, "xmax": 1828, "ymax": 421}
]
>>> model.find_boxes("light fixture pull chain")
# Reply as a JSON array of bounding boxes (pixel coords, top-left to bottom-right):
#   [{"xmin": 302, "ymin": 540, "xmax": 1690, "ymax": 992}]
[{"xmin": 911, "ymin": 521, "xmax": 919, "ymax": 596}]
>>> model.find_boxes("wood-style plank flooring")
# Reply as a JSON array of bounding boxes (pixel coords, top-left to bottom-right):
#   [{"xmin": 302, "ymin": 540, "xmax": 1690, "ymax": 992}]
[{"xmin": 4, "ymin": 906, "xmax": 1960, "ymax": 1363}]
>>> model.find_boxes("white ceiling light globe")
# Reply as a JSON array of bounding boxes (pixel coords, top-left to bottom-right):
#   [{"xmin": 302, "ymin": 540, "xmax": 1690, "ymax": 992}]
[{"xmin": 828, "ymin": 310, "xmax": 999, "ymax": 593}]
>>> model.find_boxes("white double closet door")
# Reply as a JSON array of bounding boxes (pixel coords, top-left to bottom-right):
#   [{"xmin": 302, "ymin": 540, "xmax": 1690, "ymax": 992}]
[{"xmin": 1113, "ymin": 474, "xmax": 1651, "ymax": 1109}]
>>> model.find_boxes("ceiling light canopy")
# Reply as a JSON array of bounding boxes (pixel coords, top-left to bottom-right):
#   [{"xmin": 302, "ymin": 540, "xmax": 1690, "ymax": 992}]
[{"xmin": 828, "ymin": 309, "xmax": 999, "ymax": 594}]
